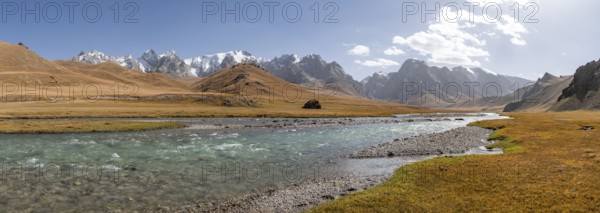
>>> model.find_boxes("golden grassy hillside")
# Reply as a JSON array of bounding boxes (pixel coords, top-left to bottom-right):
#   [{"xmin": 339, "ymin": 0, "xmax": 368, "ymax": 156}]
[
  {"xmin": 0, "ymin": 42, "xmax": 192, "ymax": 100},
  {"xmin": 0, "ymin": 42, "xmax": 440, "ymax": 118},
  {"xmin": 188, "ymin": 63, "xmax": 438, "ymax": 115},
  {"xmin": 191, "ymin": 63, "xmax": 363, "ymax": 104},
  {"xmin": 53, "ymin": 60, "xmax": 191, "ymax": 95},
  {"xmin": 0, "ymin": 42, "xmax": 64, "ymax": 72}
]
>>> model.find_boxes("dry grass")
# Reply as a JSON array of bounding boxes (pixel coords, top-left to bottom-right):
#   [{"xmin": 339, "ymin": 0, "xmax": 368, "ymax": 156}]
[
  {"xmin": 0, "ymin": 43, "xmax": 448, "ymax": 118},
  {"xmin": 0, "ymin": 120, "xmax": 185, "ymax": 134},
  {"xmin": 0, "ymin": 99, "xmax": 449, "ymax": 119},
  {"xmin": 309, "ymin": 111, "xmax": 600, "ymax": 212}
]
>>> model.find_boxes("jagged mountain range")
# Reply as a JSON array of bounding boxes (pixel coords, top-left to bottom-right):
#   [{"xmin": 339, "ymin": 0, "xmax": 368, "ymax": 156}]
[
  {"xmin": 361, "ymin": 59, "xmax": 533, "ymax": 107},
  {"xmin": 12, "ymin": 41, "xmax": 600, "ymax": 112},
  {"xmin": 74, "ymin": 50, "xmax": 556, "ymax": 109},
  {"xmin": 73, "ymin": 51, "xmax": 535, "ymax": 106},
  {"xmin": 72, "ymin": 50, "xmax": 363, "ymax": 95},
  {"xmin": 72, "ymin": 49, "xmax": 258, "ymax": 77}
]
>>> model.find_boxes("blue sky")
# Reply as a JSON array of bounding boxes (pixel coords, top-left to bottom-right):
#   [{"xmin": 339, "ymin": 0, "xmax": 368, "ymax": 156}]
[{"xmin": 3, "ymin": 0, "xmax": 599, "ymax": 81}]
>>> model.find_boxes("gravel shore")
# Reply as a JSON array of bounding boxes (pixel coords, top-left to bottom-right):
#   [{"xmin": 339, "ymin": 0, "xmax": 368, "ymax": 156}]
[
  {"xmin": 349, "ymin": 126, "xmax": 493, "ymax": 158},
  {"xmin": 157, "ymin": 126, "xmax": 495, "ymax": 212},
  {"xmin": 163, "ymin": 175, "xmax": 388, "ymax": 213}
]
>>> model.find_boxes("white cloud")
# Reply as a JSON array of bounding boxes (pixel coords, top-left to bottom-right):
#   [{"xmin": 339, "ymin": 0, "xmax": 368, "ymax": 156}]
[
  {"xmin": 354, "ymin": 58, "xmax": 400, "ymax": 68},
  {"xmin": 469, "ymin": 0, "xmax": 538, "ymax": 5},
  {"xmin": 400, "ymin": 23, "xmax": 489, "ymax": 66},
  {"xmin": 428, "ymin": 22, "xmax": 486, "ymax": 46},
  {"xmin": 495, "ymin": 15, "xmax": 528, "ymax": 46},
  {"xmin": 392, "ymin": 36, "xmax": 407, "ymax": 45},
  {"xmin": 390, "ymin": 5, "xmax": 532, "ymax": 66},
  {"xmin": 484, "ymin": 31, "xmax": 497, "ymax": 37},
  {"xmin": 452, "ymin": 6, "xmax": 529, "ymax": 46},
  {"xmin": 347, "ymin": 45, "xmax": 370, "ymax": 56},
  {"xmin": 510, "ymin": 37, "xmax": 527, "ymax": 46},
  {"xmin": 384, "ymin": 46, "xmax": 405, "ymax": 56}
]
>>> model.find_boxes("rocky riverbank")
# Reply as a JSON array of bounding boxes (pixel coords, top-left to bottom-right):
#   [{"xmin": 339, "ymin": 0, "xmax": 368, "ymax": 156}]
[
  {"xmin": 157, "ymin": 126, "xmax": 495, "ymax": 212},
  {"xmin": 349, "ymin": 126, "xmax": 494, "ymax": 158},
  {"xmin": 163, "ymin": 175, "xmax": 388, "ymax": 213}
]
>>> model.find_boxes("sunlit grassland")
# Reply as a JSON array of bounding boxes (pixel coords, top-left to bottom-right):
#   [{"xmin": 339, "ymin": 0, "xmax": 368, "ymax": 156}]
[
  {"xmin": 0, "ymin": 99, "xmax": 446, "ymax": 119},
  {"xmin": 309, "ymin": 111, "xmax": 600, "ymax": 212},
  {"xmin": 0, "ymin": 120, "xmax": 185, "ymax": 134},
  {"xmin": 0, "ymin": 98, "xmax": 447, "ymax": 133}
]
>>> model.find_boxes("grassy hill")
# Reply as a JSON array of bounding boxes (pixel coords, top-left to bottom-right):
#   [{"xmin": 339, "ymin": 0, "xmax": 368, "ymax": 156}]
[{"xmin": 0, "ymin": 42, "xmax": 439, "ymax": 118}]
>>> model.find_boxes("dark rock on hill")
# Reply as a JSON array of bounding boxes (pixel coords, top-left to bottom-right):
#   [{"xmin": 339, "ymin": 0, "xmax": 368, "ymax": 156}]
[
  {"xmin": 553, "ymin": 59, "xmax": 600, "ymax": 111},
  {"xmin": 302, "ymin": 99, "xmax": 322, "ymax": 109}
]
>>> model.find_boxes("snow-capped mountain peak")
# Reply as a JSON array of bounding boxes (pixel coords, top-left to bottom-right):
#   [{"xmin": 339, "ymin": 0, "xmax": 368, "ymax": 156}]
[
  {"xmin": 70, "ymin": 50, "xmax": 365, "ymax": 95},
  {"xmin": 75, "ymin": 50, "xmax": 110, "ymax": 64},
  {"xmin": 480, "ymin": 68, "xmax": 498, "ymax": 76},
  {"xmin": 160, "ymin": 50, "xmax": 178, "ymax": 58},
  {"xmin": 184, "ymin": 50, "xmax": 263, "ymax": 75},
  {"xmin": 374, "ymin": 71, "xmax": 388, "ymax": 77},
  {"xmin": 72, "ymin": 49, "xmax": 266, "ymax": 77},
  {"xmin": 74, "ymin": 50, "xmax": 145, "ymax": 71}
]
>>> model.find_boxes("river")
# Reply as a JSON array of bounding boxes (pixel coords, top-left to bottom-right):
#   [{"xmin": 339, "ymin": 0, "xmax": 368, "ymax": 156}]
[{"xmin": 0, "ymin": 113, "xmax": 505, "ymax": 211}]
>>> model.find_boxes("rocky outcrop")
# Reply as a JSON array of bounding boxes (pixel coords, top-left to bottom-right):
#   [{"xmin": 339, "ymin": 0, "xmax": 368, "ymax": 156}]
[
  {"xmin": 151, "ymin": 51, "xmax": 194, "ymax": 78},
  {"xmin": 302, "ymin": 99, "xmax": 322, "ymax": 109},
  {"xmin": 17, "ymin": 42, "xmax": 28, "ymax": 49},
  {"xmin": 140, "ymin": 49, "xmax": 160, "ymax": 69},
  {"xmin": 558, "ymin": 59, "xmax": 600, "ymax": 101},
  {"xmin": 552, "ymin": 59, "xmax": 600, "ymax": 111}
]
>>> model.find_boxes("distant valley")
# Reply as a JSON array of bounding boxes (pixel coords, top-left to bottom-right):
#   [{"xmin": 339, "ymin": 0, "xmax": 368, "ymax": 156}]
[{"xmin": 69, "ymin": 48, "xmax": 600, "ymax": 113}]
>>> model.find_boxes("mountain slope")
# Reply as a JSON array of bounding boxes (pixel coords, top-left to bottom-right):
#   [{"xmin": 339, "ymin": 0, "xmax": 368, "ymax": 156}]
[
  {"xmin": 504, "ymin": 73, "xmax": 573, "ymax": 112},
  {"xmin": 0, "ymin": 42, "xmax": 191, "ymax": 100},
  {"xmin": 262, "ymin": 54, "xmax": 363, "ymax": 96},
  {"xmin": 74, "ymin": 49, "xmax": 196, "ymax": 78},
  {"xmin": 74, "ymin": 50, "xmax": 264, "ymax": 77},
  {"xmin": 53, "ymin": 61, "xmax": 190, "ymax": 95},
  {"xmin": 362, "ymin": 71, "xmax": 389, "ymax": 99},
  {"xmin": 186, "ymin": 50, "xmax": 259, "ymax": 76},
  {"xmin": 0, "ymin": 41, "xmax": 65, "ymax": 73},
  {"xmin": 191, "ymin": 63, "xmax": 329, "ymax": 104},
  {"xmin": 552, "ymin": 59, "xmax": 600, "ymax": 111},
  {"xmin": 188, "ymin": 63, "xmax": 430, "ymax": 114},
  {"xmin": 151, "ymin": 51, "xmax": 195, "ymax": 78},
  {"xmin": 191, "ymin": 63, "xmax": 287, "ymax": 97},
  {"xmin": 73, "ymin": 50, "xmax": 364, "ymax": 96},
  {"xmin": 0, "ymin": 41, "xmax": 438, "ymax": 117},
  {"xmin": 362, "ymin": 59, "xmax": 532, "ymax": 107}
]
